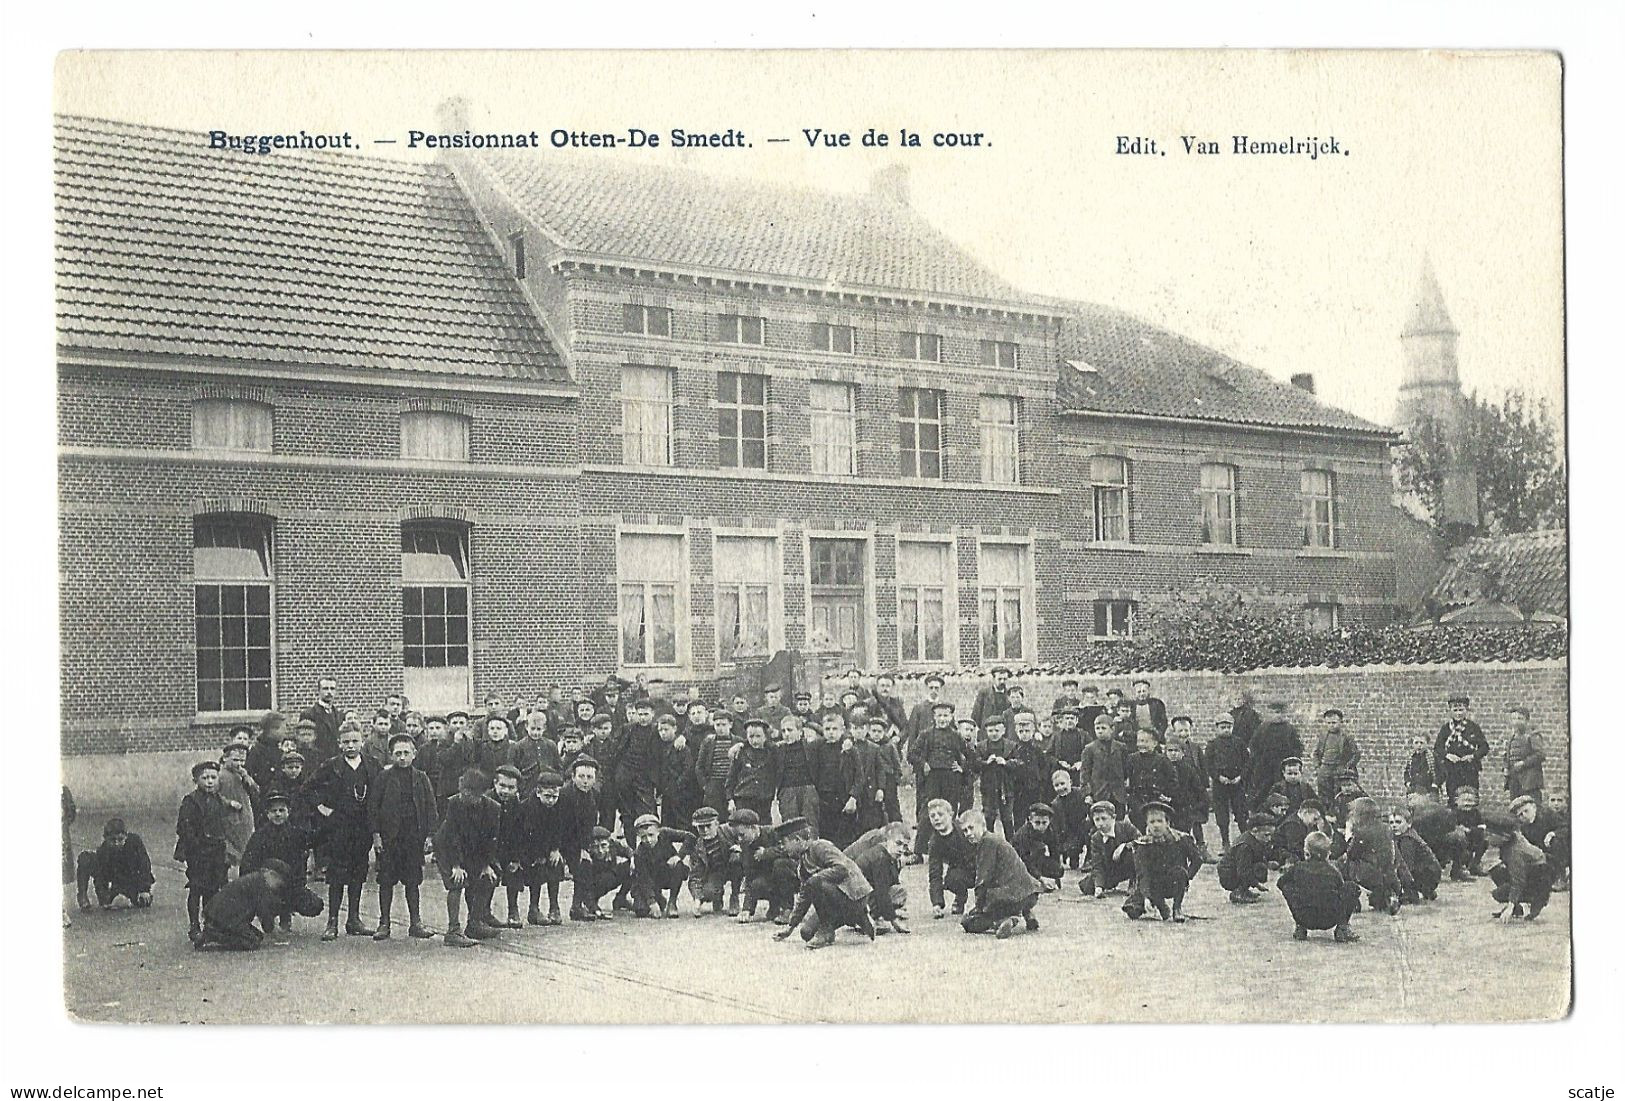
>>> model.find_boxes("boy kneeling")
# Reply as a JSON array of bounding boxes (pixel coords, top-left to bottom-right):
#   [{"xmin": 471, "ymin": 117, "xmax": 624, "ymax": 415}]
[
  {"xmin": 76, "ymin": 818, "xmax": 154, "ymax": 912},
  {"xmin": 1079, "ymin": 800, "xmax": 1139, "ymax": 898},
  {"xmin": 1276, "ymin": 831, "xmax": 1360, "ymax": 942},
  {"xmin": 194, "ymin": 858, "xmax": 294, "ymax": 950},
  {"xmin": 958, "ymin": 809, "xmax": 1042, "ymax": 939},
  {"xmin": 772, "ymin": 822, "xmax": 876, "ymax": 949}
]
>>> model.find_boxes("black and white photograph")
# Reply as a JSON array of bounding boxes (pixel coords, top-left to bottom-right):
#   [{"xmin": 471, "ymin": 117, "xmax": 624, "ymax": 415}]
[{"xmin": 43, "ymin": 48, "xmax": 1577, "ymax": 1028}]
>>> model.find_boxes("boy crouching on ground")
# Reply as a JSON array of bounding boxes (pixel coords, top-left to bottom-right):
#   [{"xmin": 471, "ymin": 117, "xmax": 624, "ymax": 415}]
[
  {"xmin": 1012, "ymin": 802, "xmax": 1064, "ymax": 891},
  {"xmin": 1217, "ymin": 814, "xmax": 1275, "ymax": 903},
  {"xmin": 240, "ymin": 795, "xmax": 314, "ymax": 933},
  {"xmin": 773, "ymin": 823, "xmax": 876, "ymax": 950},
  {"xmin": 688, "ymin": 807, "xmax": 749, "ymax": 917},
  {"xmin": 432, "ymin": 767, "xmax": 501, "ymax": 948},
  {"xmin": 1484, "ymin": 812, "xmax": 1556, "ymax": 923},
  {"xmin": 924, "ymin": 798, "xmax": 976, "ymax": 918},
  {"xmin": 1276, "ymin": 831, "xmax": 1361, "ymax": 942},
  {"xmin": 958, "ymin": 809, "xmax": 1042, "ymax": 939},
  {"xmin": 516, "ymin": 771, "xmax": 568, "ymax": 925},
  {"xmin": 193, "ymin": 858, "xmax": 294, "ymax": 950},
  {"xmin": 1124, "ymin": 801, "xmax": 1201, "ymax": 922},
  {"xmin": 1080, "ymin": 799, "xmax": 1139, "ymax": 898},
  {"xmin": 632, "ymin": 813, "xmax": 696, "ymax": 918},
  {"xmin": 76, "ymin": 818, "xmax": 154, "ymax": 912}
]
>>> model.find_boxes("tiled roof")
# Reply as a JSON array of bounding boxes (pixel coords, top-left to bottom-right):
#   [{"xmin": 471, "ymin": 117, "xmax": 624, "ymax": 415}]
[
  {"xmin": 471, "ymin": 153, "xmax": 1029, "ymax": 306},
  {"xmin": 56, "ymin": 116, "xmax": 566, "ymax": 383},
  {"xmin": 1055, "ymin": 300, "xmax": 1392, "ymax": 435},
  {"xmin": 1431, "ymin": 528, "xmax": 1568, "ymax": 618}
]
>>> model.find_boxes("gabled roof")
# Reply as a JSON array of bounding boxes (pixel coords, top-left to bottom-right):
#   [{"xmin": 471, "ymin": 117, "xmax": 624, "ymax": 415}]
[
  {"xmin": 1055, "ymin": 301, "xmax": 1392, "ymax": 435},
  {"xmin": 56, "ymin": 116, "xmax": 566, "ymax": 383},
  {"xmin": 469, "ymin": 153, "xmax": 1030, "ymax": 307},
  {"xmin": 1431, "ymin": 528, "xmax": 1568, "ymax": 618}
]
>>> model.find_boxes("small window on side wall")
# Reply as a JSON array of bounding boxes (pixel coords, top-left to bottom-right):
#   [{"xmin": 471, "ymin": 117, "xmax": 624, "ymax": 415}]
[
  {"xmin": 1093, "ymin": 599, "xmax": 1135, "ymax": 639},
  {"xmin": 400, "ymin": 411, "xmax": 470, "ymax": 462},
  {"xmin": 192, "ymin": 399, "xmax": 272, "ymax": 453}
]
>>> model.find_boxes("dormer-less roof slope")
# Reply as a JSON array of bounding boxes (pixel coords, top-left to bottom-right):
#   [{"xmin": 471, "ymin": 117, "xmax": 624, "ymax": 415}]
[
  {"xmin": 56, "ymin": 116, "xmax": 566, "ymax": 383},
  {"xmin": 472, "ymin": 153, "xmax": 1030, "ymax": 307},
  {"xmin": 1056, "ymin": 300, "xmax": 1393, "ymax": 436}
]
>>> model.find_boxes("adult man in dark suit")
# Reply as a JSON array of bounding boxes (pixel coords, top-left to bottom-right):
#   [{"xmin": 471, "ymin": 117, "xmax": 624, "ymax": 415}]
[{"xmin": 300, "ymin": 675, "xmax": 343, "ymax": 765}]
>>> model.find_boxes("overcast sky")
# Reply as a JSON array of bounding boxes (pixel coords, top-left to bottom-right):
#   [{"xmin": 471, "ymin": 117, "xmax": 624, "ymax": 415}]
[{"xmin": 56, "ymin": 50, "xmax": 1564, "ymax": 428}]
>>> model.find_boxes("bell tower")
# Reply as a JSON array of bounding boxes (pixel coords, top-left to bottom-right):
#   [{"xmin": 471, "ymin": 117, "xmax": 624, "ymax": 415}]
[{"xmin": 1396, "ymin": 258, "xmax": 1478, "ymax": 533}]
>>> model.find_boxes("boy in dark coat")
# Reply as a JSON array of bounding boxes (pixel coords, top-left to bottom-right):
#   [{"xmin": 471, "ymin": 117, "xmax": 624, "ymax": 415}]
[
  {"xmin": 240, "ymin": 795, "xmax": 313, "ymax": 932},
  {"xmin": 1125, "ymin": 730, "xmax": 1177, "ymax": 829},
  {"xmin": 978, "ymin": 718, "xmax": 1017, "ymax": 838},
  {"xmin": 611, "ymin": 699, "xmax": 664, "ymax": 838},
  {"xmin": 1050, "ymin": 706, "xmax": 1087, "ymax": 786},
  {"xmin": 1341, "ymin": 796, "xmax": 1402, "ymax": 915},
  {"xmin": 580, "ymin": 827, "xmax": 635, "ymax": 917},
  {"xmin": 694, "ymin": 712, "xmax": 741, "ymax": 817},
  {"xmin": 367, "ymin": 733, "xmax": 438, "ymax": 940},
  {"xmin": 814, "ymin": 712, "xmax": 860, "ymax": 848},
  {"xmin": 691, "ymin": 807, "xmax": 753, "ymax": 917},
  {"xmin": 515, "ymin": 720, "xmax": 563, "ymax": 798},
  {"xmin": 954, "ymin": 718, "xmax": 984, "ymax": 815},
  {"xmin": 1271, "ymin": 798, "xmax": 1327, "ymax": 870},
  {"xmin": 558, "ymin": 757, "xmax": 613, "ymax": 920},
  {"xmin": 76, "ymin": 818, "xmax": 155, "ymax": 912},
  {"xmin": 739, "ymin": 815, "xmax": 804, "ymax": 923},
  {"xmin": 847, "ymin": 823, "xmax": 911, "ymax": 933},
  {"xmin": 1050, "ymin": 769, "xmax": 1092, "ymax": 870},
  {"xmin": 847, "ymin": 717, "xmax": 886, "ymax": 832},
  {"xmin": 726, "ymin": 719, "xmax": 780, "ymax": 824},
  {"xmin": 516, "ymin": 771, "xmax": 568, "ymax": 925},
  {"xmin": 1484, "ymin": 812, "xmax": 1555, "ymax": 922},
  {"xmin": 1079, "ymin": 713, "xmax": 1130, "ymax": 815},
  {"xmin": 656, "ymin": 712, "xmax": 703, "ymax": 829},
  {"xmin": 1163, "ymin": 741, "xmax": 1210, "ymax": 844},
  {"xmin": 1012, "ymin": 802, "xmax": 1064, "ymax": 891},
  {"xmin": 632, "ymin": 813, "xmax": 697, "ymax": 918},
  {"xmin": 1007, "ymin": 710, "xmax": 1053, "ymax": 830},
  {"xmin": 1080, "ymin": 800, "xmax": 1139, "ymax": 898},
  {"xmin": 1218, "ymin": 814, "xmax": 1275, "ymax": 902},
  {"xmin": 433, "ymin": 767, "xmax": 501, "ymax": 948},
  {"xmin": 1207, "ymin": 715, "xmax": 1250, "ymax": 854},
  {"xmin": 309, "ymin": 722, "xmax": 383, "ymax": 940},
  {"xmin": 491, "ymin": 765, "xmax": 530, "ymax": 928},
  {"xmin": 1277, "ymin": 831, "xmax": 1361, "ymax": 941},
  {"xmin": 775, "ymin": 716, "xmax": 823, "ymax": 835},
  {"xmin": 923, "ymin": 798, "xmax": 976, "ymax": 917},
  {"xmin": 1124, "ymin": 802, "xmax": 1201, "ymax": 921},
  {"xmin": 1264, "ymin": 757, "xmax": 1316, "ymax": 816},
  {"xmin": 1403, "ymin": 733, "xmax": 1438, "ymax": 796},
  {"xmin": 958, "ymin": 809, "xmax": 1042, "ymax": 938},
  {"xmin": 176, "ymin": 760, "xmax": 236, "ymax": 943},
  {"xmin": 194, "ymin": 859, "xmax": 292, "ymax": 951},
  {"xmin": 1246, "ymin": 701, "xmax": 1303, "ymax": 804},
  {"xmin": 1389, "ymin": 805, "xmax": 1442, "ymax": 903},
  {"xmin": 1434, "ymin": 695, "xmax": 1489, "ymax": 796}
]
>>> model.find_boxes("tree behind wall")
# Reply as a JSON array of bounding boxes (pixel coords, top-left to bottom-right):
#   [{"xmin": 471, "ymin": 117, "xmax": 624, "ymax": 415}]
[{"xmin": 1396, "ymin": 389, "xmax": 1566, "ymax": 545}]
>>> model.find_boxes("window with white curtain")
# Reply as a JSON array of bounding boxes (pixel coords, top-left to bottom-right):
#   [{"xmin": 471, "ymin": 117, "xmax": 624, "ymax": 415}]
[
  {"xmin": 400, "ymin": 411, "xmax": 470, "ymax": 462},
  {"xmin": 622, "ymin": 366, "xmax": 674, "ymax": 466},
  {"xmin": 1091, "ymin": 456, "xmax": 1129, "ymax": 541},
  {"xmin": 979, "ymin": 394, "xmax": 1019, "ymax": 484},
  {"xmin": 898, "ymin": 540, "xmax": 951, "ymax": 664},
  {"xmin": 716, "ymin": 536, "xmax": 777, "ymax": 664},
  {"xmin": 619, "ymin": 533, "xmax": 682, "ymax": 666},
  {"xmin": 1301, "ymin": 469, "xmax": 1337, "ymax": 548},
  {"xmin": 192, "ymin": 399, "xmax": 272, "ymax": 453},
  {"xmin": 1200, "ymin": 463, "xmax": 1239, "ymax": 545},
  {"xmin": 979, "ymin": 543, "xmax": 1029, "ymax": 661},
  {"xmin": 810, "ymin": 381, "xmax": 857, "ymax": 476}
]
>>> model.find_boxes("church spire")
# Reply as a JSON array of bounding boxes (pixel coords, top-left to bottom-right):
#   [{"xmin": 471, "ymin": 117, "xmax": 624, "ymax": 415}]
[{"xmin": 1403, "ymin": 256, "xmax": 1457, "ymax": 338}]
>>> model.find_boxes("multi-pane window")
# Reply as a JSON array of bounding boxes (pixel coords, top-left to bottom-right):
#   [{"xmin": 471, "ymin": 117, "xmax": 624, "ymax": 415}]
[
  {"xmin": 194, "ymin": 517, "xmax": 273, "ymax": 713},
  {"xmin": 900, "ymin": 331, "xmax": 943, "ymax": 362},
  {"xmin": 619, "ymin": 533, "xmax": 682, "ymax": 666},
  {"xmin": 810, "ymin": 539, "xmax": 863, "ymax": 587},
  {"xmin": 192, "ymin": 399, "xmax": 272, "ymax": 453},
  {"xmin": 809, "ymin": 381, "xmax": 857, "ymax": 476},
  {"xmin": 1091, "ymin": 456, "xmax": 1130, "ymax": 541},
  {"xmin": 979, "ymin": 543, "xmax": 1028, "ymax": 661},
  {"xmin": 813, "ymin": 322, "xmax": 856, "ymax": 354},
  {"xmin": 622, "ymin": 366, "xmax": 674, "ymax": 466},
  {"xmin": 402, "ymin": 524, "xmax": 471, "ymax": 708},
  {"xmin": 718, "ymin": 314, "xmax": 766, "ymax": 344},
  {"xmin": 623, "ymin": 303, "xmax": 673, "ymax": 337},
  {"xmin": 717, "ymin": 372, "xmax": 767, "ymax": 469},
  {"xmin": 716, "ymin": 536, "xmax": 777, "ymax": 664},
  {"xmin": 898, "ymin": 387, "xmax": 945, "ymax": 479},
  {"xmin": 1093, "ymin": 599, "xmax": 1136, "ymax": 639},
  {"xmin": 1303, "ymin": 602, "xmax": 1340, "ymax": 633},
  {"xmin": 979, "ymin": 394, "xmax": 1019, "ymax": 484},
  {"xmin": 979, "ymin": 340, "xmax": 1018, "ymax": 369},
  {"xmin": 898, "ymin": 541, "xmax": 951, "ymax": 664},
  {"xmin": 400, "ymin": 411, "xmax": 470, "ymax": 462},
  {"xmin": 1200, "ymin": 463, "xmax": 1239, "ymax": 545},
  {"xmin": 1302, "ymin": 469, "xmax": 1337, "ymax": 548}
]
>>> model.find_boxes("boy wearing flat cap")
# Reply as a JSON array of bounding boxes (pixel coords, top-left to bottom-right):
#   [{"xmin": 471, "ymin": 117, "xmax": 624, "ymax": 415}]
[
  {"xmin": 631, "ymin": 812, "xmax": 696, "ymax": 918},
  {"xmin": 689, "ymin": 806, "xmax": 751, "ymax": 917},
  {"xmin": 516, "ymin": 771, "xmax": 568, "ymax": 925},
  {"xmin": 433, "ymin": 767, "xmax": 501, "ymax": 948},
  {"xmin": 240, "ymin": 794, "xmax": 313, "ymax": 933},
  {"xmin": 1012, "ymin": 802, "xmax": 1064, "ymax": 891},
  {"xmin": 726, "ymin": 718, "xmax": 779, "ymax": 825},
  {"xmin": 910, "ymin": 700, "xmax": 966, "ymax": 841},
  {"xmin": 176, "ymin": 760, "xmax": 235, "ymax": 944},
  {"xmin": 772, "ymin": 823, "xmax": 876, "ymax": 949},
  {"xmin": 1264, "ymin": 757, "xmax": 1315, "ymax": 819},
  {"xmin": 1218, "ymin": 814, "xmax": 1275, "ymax": 903},
  {"xmin": 1124, "ymin": 801, "xmax": 1201, "ymax": 921}
]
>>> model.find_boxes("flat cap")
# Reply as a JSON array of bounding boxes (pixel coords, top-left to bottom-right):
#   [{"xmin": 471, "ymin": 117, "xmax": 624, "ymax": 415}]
[{"xmin": 728, "ymin": 808, "xmax": 761, "ymax": 826}]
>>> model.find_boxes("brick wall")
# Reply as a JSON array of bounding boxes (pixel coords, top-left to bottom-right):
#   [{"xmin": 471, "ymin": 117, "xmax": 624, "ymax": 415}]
[{"xmin": 848, "ymin": 659, "xmax": 1568, "ymax": 808}]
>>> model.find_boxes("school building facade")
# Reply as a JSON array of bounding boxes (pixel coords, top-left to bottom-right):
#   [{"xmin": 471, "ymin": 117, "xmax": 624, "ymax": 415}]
[{"xmin": 57, "ymin": 111, "xmax": 1401, "ymax": 763}]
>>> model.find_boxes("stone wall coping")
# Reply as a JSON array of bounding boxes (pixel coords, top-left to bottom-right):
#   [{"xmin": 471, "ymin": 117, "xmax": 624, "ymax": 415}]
[{"xmin": 824, "ymin": 657, "xmax": 1569, "ymax": 683}]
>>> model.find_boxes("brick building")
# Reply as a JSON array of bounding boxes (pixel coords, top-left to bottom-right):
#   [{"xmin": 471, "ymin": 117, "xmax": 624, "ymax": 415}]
[{"xmin": 57, "ymin": 113, "xmax": 1402, "ymax": 759}]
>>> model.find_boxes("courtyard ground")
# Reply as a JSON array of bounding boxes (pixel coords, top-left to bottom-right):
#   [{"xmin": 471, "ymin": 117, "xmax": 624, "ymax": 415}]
[{"xmin": 63, "ymin": 808, "xmax": 1571, "ymax": 1025}]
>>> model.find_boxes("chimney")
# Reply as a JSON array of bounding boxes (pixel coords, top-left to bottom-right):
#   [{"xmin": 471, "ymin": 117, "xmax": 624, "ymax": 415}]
[
  {"xmin": 436, "ymin": 96, "xmax": 472, "ymax": 134},
  {"xmin": 869, "ymin": 164, "xmax": 910, "ymax": 206},
  {"xmin": 1290, "ymin": 373, "xmax": 1316, "ymax": 394}
]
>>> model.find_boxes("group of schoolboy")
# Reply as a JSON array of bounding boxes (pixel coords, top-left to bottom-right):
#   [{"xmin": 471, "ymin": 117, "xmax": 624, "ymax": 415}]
[{"xmin": 137, "ymin": 669, "xmax": 1568, "ymax": 951}]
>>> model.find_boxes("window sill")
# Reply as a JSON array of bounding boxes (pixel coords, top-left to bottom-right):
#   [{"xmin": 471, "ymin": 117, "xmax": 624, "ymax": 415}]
[
  {"xmin": 191, "ymin": 711, "xmax": 266, "ymax": 727},
  {"xmin": 1087, "ymin": 541, "xmax": 1150, "ymax": 554},
  {"xmin": 1296, "ymin": 547, "xmax": 1348, "ymax": 559},
  {"xmin": 1089, "ymin": 635, "xmax": 1134, "ymax": 643},
  {"xmin": 1195, "ymin": 544, "xmax": 1253, "ymax": 556}
]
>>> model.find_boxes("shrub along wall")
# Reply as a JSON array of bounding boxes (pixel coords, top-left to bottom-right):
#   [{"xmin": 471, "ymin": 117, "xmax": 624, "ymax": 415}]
[{"xmin": 840, "ymin": 659, "xmax": 1569, "ymax": 809}]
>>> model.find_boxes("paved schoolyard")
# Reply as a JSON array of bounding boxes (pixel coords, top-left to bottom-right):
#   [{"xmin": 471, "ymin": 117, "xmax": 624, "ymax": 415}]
[{"xmin": 63, "ymin": 809, "xmax": 1571, "ymax": 1025}]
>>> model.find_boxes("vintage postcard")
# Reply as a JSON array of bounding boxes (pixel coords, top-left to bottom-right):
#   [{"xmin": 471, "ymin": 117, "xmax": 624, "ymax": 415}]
[{"xmin": 55, "ymin": 49, "xmax": 1567, "ymax": 1025}]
